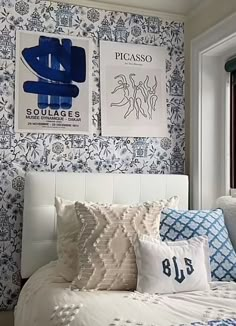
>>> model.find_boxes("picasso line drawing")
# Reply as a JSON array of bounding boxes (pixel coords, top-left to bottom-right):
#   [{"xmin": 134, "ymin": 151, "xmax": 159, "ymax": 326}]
[
  {"xmin": 111, "ymin": 74, "xmax": 130, "ymax": 107},
  {"xmin": 141, "ymin": 75, "xmax": 158, "ymax": 119},
  {"xmin": 22, "ymin": 35, "xmax": 86, "ymax": 110},
  {"xmin": 111, "ymin": 73, "xmax": 158, "ymax": 120}
]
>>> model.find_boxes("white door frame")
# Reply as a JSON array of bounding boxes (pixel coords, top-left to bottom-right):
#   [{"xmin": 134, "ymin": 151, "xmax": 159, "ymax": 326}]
[{"xmin": 191, "ymin": 12, "xmax": 236, "ymax": 209}]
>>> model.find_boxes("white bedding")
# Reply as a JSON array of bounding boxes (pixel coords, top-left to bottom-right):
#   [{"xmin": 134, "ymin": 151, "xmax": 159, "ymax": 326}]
[{"xmin": 15, "ymin": 262, "xmax": 236, "ymax": 326}]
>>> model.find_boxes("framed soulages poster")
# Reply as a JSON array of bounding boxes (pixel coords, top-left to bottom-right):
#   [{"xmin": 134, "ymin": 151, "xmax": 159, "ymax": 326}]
[
  {"xmin": 100, "ymin": 41, "xmax": 168, "ymax": 137},
  {"xmin": 15, "ymin": 30, "xmax": 91, "ymax": 134}
]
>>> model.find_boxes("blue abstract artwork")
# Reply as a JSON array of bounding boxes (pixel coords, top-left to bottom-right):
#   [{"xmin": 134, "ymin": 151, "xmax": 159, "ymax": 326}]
[
  {"xmin": 15, "ymin": 30, "xmax": 90, "ymax": 134},
  {"xmin": 22, "ymin": 35, "xmax": 86, "ymax": 109}
]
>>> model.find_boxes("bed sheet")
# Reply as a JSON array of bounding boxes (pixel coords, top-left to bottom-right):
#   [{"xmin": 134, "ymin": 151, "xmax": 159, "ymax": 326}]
[{"xmin": 15, "ymin": 262, "xmax": 236, "ymax": 326}]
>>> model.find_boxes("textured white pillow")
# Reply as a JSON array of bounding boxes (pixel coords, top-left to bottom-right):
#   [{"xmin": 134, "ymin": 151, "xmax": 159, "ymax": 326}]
[
  {"xmin": 55, "ymin": 197, "xmax": 79, "ymax": 281},
  {"xmin": 72, "ymin": 196, "xmax": 179, "ymax": 291},
  {"xmin": 135, "ymin": 235, "xmax": 211, "ymax": 294}
]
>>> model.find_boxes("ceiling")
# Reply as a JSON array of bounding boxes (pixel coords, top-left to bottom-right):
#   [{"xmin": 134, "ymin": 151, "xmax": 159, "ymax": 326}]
[{"xmin": 80, "ymin": 0, "xmax": 205, "ymax": 15}]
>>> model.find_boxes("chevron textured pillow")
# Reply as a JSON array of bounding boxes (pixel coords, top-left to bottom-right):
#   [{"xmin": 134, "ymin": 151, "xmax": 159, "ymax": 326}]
[
  {"xmin": 72, "ymin": 197, "xmax": 179, "ymax": 291},
  {"xmin": 55, "ymin": 197, "xmax": 78, "ymax": 281},
  {"xmin": 160, "ymin": 208, "xmax": 236, "ymax": 281}
]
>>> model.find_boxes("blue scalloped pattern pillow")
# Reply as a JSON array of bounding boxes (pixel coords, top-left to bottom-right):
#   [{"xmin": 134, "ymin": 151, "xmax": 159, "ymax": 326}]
[{"xmin": 160, "ymin": 208, "xmax": 236, "ymax": 281}]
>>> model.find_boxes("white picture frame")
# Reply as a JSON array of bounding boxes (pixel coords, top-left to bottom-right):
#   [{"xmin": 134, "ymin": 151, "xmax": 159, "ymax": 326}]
[
  {"xmin": 100, "ymin": 41, "xmax": 168, "ymax": 138},
  {"xmin": 15, "ymin": 30, "xmax": 91, "ymax": 135}
]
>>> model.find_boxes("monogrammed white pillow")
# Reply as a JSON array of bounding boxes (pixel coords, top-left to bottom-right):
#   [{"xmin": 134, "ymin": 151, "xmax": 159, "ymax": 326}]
[
  {"xmin": 134, "ymin": 235, "xmax": 211, "ymax": 294},
  {"xmin": 55, "ymin": 197, "xmax": 79, "ymax": 281}
]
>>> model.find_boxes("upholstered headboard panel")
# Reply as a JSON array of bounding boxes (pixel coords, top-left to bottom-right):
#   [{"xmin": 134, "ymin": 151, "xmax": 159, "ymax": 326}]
[{"xmin": 21, "ymin": 172, "xmax": 189, "ymax": 278}]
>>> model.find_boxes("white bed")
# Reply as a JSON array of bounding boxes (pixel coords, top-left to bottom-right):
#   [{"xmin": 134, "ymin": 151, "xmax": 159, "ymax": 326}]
[{"xmin": 15, "ymin": 172, "xmax": 236, "ymax": 326}]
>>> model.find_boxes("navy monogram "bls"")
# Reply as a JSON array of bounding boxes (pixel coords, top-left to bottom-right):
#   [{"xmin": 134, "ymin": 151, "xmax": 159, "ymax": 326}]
[{"xmin": 162, "ymin": 256, "xmax": 194, "ymax": 283}]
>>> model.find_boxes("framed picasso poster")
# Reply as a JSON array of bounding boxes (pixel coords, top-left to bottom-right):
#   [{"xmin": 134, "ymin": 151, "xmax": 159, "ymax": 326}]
[
  {"xmin": 100, "ymin": 41, "xmax": 168, "ymax": 137},
  {"xmin": 15, "ymin": 30, "xmax": 91, "ymax": 134}
]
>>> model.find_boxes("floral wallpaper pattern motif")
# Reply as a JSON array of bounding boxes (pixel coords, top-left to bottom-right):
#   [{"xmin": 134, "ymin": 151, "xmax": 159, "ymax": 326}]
[{"xmin": 0, "ymin": 0, "xmax": 184, "ymax": 310}]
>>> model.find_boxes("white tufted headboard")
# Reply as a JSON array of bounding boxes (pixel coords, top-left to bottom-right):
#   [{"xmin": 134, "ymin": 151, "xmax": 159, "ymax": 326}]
[{"xmin": 21, "ymin": 172, "xmax": 189, "ymax": 278}]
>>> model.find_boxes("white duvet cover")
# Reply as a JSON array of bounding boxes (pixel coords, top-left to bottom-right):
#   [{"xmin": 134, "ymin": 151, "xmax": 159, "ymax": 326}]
[{"xmin": 15, "ymin": 262, "xmax": 236, "ymax": 326}]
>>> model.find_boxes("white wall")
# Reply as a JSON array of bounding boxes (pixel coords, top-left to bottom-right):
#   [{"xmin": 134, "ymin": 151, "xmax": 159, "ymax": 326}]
[
  {"xmin": 186, "ymin": 0, "xmax": 236, "ymax": 40},
  {"xmin": 185, "ymin": 0, "xmax": 236, "ymax": 176}
]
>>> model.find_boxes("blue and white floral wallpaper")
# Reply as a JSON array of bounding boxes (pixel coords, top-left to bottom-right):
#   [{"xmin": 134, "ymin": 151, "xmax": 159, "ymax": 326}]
[{"xmin": 0, "ymin": 0, "xmax": 185, "ymax": 310}]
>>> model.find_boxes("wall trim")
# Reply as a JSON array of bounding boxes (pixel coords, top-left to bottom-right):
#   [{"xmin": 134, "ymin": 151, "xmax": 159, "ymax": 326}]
[
  {"xmin": 50, "ymin": 0, "xmax": 185, "ymax": 22},
  {"xmin": 191, "ymin": 12, "xmax": 236, "ymax": 209}
]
